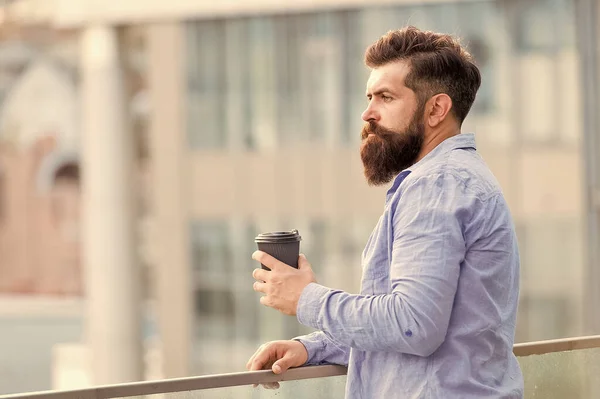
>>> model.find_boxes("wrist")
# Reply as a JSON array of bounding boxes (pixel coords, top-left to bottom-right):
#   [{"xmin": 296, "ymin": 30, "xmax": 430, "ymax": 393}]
[{"xmin": 291, "ymin": 339, "xmax": 309, "ymax": 365}]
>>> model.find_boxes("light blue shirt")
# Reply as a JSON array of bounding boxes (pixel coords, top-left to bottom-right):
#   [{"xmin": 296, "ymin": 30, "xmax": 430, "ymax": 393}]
[{"xmin": 295, "ymin": 133, "xmax": 524, "ymax": 398}]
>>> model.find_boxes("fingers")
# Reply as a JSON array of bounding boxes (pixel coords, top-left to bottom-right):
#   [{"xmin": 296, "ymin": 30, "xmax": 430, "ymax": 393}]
[
  {"xmin": 252, "ymin": 268, "xmax": 269, "ymax": 282},
  {"xmin": 253, "ymin": 382, "xmax": 280, "ymax": 389},
  {"xmin": 259, "ymin": 350, "xmax": 294, "ymax": 390},
  {"xmin": 262, "ymin": 382, "xmax": 280, "ymax": 390},
  {"xmin": 259, "ymin": 295, "xmax": 273, "ymax": 308},
  {"xmin": 246, "ymin": 346, "xmax": 262, "ymax": 371},
  {"xmin": 246, "ymin": 344, "xmax": 280, "ymax": 390},
  {"xmin": 272, "ymin": 350, "xmax": 297, "ymax": 374},
  {"xmin": 297, "ymin": 253, "xmax": 310, "ymax": 270},
  {"xmin": 245, "ymin": 343, "xmax": 297, "ymax": 374},
  {"xmin": 253, "ymin": 281, "xmax": 267, "ymax": 294},
  {"xmin": 247, "ymin": 344, "xmax": 273, "ymax": 372},
  {"xmin": 252, "ymin": 251, "xmax": 284, "ymax": 270}
]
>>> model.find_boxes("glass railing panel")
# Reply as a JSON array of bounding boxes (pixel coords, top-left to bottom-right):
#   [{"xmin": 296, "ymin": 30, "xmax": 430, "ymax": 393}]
[
  {"xmin": 3, "ymin": 337, "xmax": 600, "ymax": 399},
  {"xmin": 517, "ymin": 347, "xmax": 600, "ymax": 399}
]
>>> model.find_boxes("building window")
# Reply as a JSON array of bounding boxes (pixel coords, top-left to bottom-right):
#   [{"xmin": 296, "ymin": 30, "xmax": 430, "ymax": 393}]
[
  {"xmin": 273, "ymin": 12, "xmax": 346, "ymax": 147},
  {"xmin": 514, "ymin": 0, "xmax": 575, "ymax": 53},
  {"xmin": 185, "ymin": 21, "xmax": 227, "ymax": 149},
  {"xmin": 222, "ymin": 19, "xmax": 254, "ymax": 150},
  {"xmin": 193, "ymin": 288, "xmax": 235, "ymax": 340},
  {"xmin": 190, "ymin": 220, "xmax": 231, "ymax": 280},
  {"xmin": 190, "ymin": 220, "xmax": 235, "ymax": 340},
  {"xmin": 186, "ymin": 12, "xmax": 353, "ymax": 150}
]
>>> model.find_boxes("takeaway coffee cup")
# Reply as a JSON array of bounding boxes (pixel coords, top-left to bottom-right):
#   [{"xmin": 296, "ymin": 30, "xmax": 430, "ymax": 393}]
[{"xmin": 255, "ymin": 230, "xmax": 302, "ymax": 270}]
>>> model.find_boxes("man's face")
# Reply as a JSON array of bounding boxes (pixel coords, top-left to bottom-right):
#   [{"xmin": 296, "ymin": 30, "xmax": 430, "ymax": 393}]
[{"xmin": 360, "ymin": 61, "xmax": 425, "ymax": 186}]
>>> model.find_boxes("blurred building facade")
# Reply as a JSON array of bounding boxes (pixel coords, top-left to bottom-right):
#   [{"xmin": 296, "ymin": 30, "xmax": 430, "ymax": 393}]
[
  {"xmin": 0, "ymin": 0, "xmax": 599, "ymax": 395},
  {"xmin": 0, "ymin": 18, "xmax": 151, "ymax": 393},
  {"xmin": 148, "ymin": 0, "xmax": 599, "ymax": 378},
  {"xmin": 0, "ymin": 24, "xmax": 81, "ymax": 296}
]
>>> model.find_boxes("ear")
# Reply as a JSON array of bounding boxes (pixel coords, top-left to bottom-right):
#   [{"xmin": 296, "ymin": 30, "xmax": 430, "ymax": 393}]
[{"xmin": 426, "ymin": 93, "xmax": 453, "ymax": 128}]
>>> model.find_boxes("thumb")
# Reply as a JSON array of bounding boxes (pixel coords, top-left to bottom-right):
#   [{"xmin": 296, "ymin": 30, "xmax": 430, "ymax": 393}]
[
  {"xmin": 297, "ymin": 254, "xmax": 310, "ymax": 270},
  {"xmin": 272, "ymin": 352, "xmax": 296, "ymax": 374}
]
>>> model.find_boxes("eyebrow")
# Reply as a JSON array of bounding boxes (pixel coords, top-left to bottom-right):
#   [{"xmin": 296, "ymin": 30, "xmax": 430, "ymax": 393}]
[{"xmin": 366, "ymin": 87, "xmax": 398, "ymax": 97}]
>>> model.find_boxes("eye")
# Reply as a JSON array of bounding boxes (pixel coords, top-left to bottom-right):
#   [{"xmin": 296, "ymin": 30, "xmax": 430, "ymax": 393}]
[{"xmin": 382, "ymin": 95, "xmax": 392, "ymax": 102}]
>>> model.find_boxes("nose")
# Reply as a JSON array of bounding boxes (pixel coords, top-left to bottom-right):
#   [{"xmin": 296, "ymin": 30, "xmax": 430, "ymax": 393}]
[{"xmin": 362, "ymin": 102, "xmax": 379, "ymax": 123}]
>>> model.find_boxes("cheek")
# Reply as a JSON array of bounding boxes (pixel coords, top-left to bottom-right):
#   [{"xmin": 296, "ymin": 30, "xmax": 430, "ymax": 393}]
[{"xmin": 381, "ymin": 104, "xmax": 412, "ymax": 131}]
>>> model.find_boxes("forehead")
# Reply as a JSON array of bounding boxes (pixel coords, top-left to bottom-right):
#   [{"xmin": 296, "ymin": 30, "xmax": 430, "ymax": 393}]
[{"xmin": 366, "ymin": 60, "xmax": 412, "ymax": 93}]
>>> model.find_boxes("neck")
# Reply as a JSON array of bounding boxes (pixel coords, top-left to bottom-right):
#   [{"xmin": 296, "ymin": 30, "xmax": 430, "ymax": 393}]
[{"xmin": 416, "ymin": 125, "xmax": 461, "ymax": 163}]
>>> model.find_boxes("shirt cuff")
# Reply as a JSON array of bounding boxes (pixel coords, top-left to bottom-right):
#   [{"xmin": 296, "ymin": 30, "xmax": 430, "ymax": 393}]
[
  {"xmin": 296, "ymin": 282, "xmax": 332, "ymax": 330},
  {"xmin": 291, "ymin": 336, "xmax": 324, "ymax": 365}
]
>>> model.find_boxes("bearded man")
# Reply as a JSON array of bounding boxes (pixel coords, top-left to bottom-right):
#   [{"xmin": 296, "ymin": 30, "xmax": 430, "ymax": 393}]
[{"xmin": 248, "ymin": 26, "xmax": 524, "ymax": 399}]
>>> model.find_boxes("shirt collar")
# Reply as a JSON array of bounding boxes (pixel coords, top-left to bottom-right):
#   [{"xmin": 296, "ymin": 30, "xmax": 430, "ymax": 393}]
[{"xmin": 385, "ymin": 133, "xmax": 477, "ymax": 199}]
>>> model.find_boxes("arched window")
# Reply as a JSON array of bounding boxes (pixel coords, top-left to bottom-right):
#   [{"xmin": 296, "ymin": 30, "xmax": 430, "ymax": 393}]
[
  {"xmin": 54, "ymin": 163, "xmax": 80, "ymax": 181},
  {"xmin": 51, "ymin": 162, "xmax": 80, "ymax": 232}
]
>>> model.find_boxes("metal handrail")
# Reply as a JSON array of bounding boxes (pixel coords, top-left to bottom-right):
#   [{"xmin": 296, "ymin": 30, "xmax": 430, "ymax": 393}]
[
  {"xmin": 0, "ymin": 365, "xmax": 347, "ymax": 399},
  {"xmin": 1, "ymin": 335, "xmax": 599, "ymax": 399},
  {"xmin": 512, "ymin": 334, "xmax": 600, "ymax": 356}
]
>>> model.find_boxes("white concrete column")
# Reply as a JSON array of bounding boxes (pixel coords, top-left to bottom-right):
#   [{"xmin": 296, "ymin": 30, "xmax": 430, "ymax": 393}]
[
  {"xmin": 80, "ymin": 25, "xmax": 143, "ymax": 384},
  {"xmin": 147, "ymin": 22, "xmax": 192, "ymax": 378}
]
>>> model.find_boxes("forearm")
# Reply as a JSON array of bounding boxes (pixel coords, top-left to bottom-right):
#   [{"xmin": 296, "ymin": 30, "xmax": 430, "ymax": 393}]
[
  {"xmin": 297, "ymin": 283, "xmax": 453, "ymax": 357},
  {"xmin": 293, "ymin": 330, "xmax": 350, "ymax": 366}
]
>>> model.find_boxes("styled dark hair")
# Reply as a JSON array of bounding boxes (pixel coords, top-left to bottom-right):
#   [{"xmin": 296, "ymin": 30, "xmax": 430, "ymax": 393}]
[{"xmin": 365, "ymin": 26, "xmax": 481, "ymax": 124}]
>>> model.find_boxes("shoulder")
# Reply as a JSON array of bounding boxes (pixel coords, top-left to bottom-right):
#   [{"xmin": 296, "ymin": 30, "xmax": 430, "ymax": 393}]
[{"xmin": 400, "ymin": 148, "xmax": 502, "ymax": 203}]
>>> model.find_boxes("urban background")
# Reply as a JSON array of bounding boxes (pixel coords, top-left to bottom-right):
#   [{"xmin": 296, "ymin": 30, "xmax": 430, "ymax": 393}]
[{"xmin": 0, "ymin": 0, "xmax": 599, "ymax": 397}]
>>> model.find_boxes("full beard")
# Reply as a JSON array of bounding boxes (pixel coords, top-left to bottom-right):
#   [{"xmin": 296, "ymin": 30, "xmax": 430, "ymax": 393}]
[{"xmin": 360, "ymin": 116, "xmax": 425, "ymax": 186}]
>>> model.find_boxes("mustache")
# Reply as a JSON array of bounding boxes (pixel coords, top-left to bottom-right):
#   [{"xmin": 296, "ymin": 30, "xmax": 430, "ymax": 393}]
[{"xmin": 361, "ymin": 122, "xmax": 397, "ymax": 140}]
